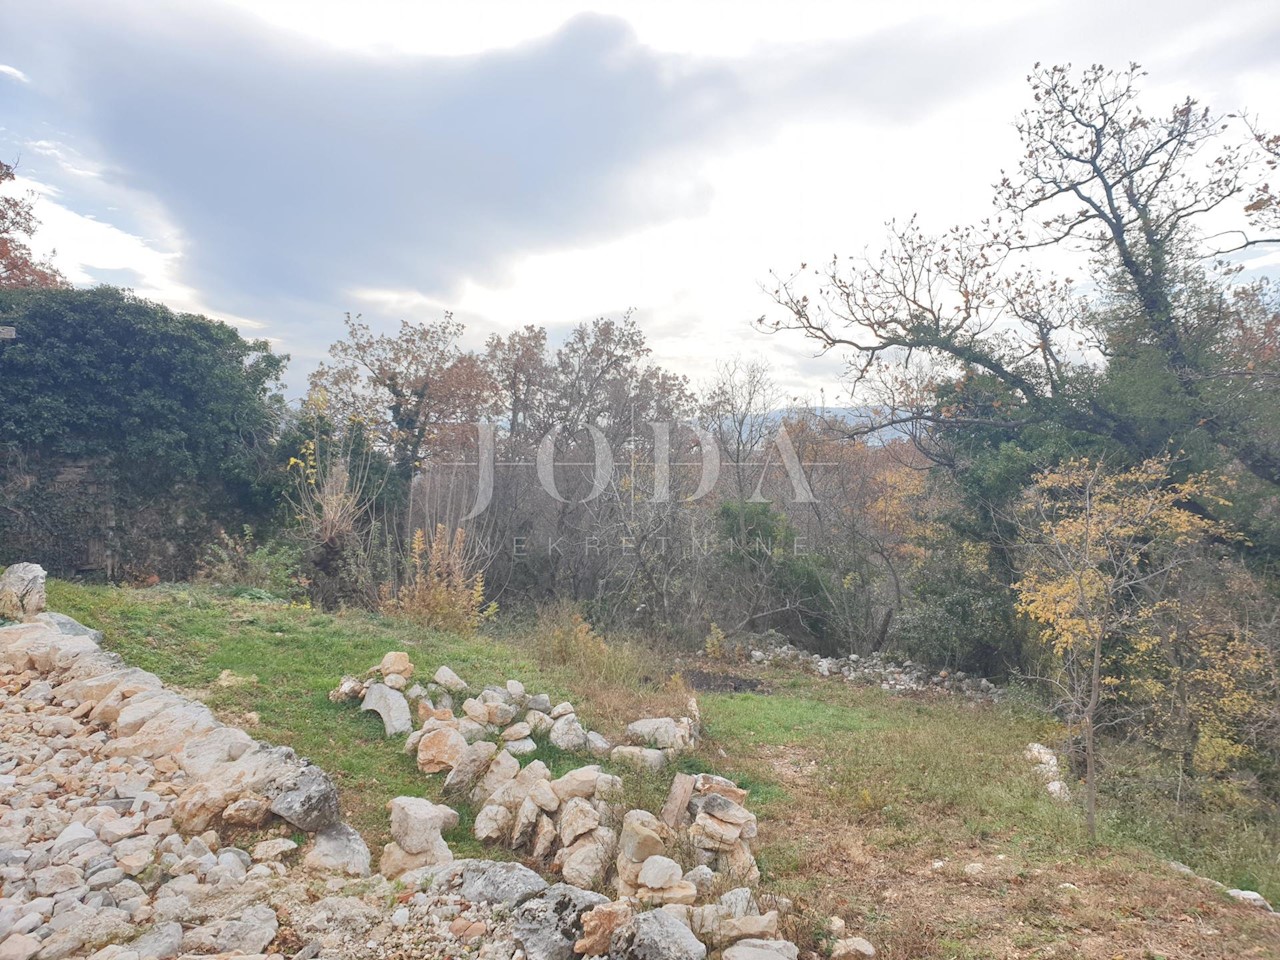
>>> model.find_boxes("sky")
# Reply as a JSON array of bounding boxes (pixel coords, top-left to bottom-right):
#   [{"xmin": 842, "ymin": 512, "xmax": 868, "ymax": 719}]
[{"xmin": 1, "ymin": 0, "xmax": 1278, "ymax": 400}]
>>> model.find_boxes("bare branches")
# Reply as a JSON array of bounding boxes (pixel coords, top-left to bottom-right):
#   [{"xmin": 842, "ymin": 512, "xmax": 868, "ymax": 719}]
[{"xmin": 761, "ymin": 64, "xmax": 1280, "ymax": 489}]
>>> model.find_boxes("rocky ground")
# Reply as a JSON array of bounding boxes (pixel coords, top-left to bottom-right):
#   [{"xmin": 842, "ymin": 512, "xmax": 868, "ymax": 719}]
[
  {"xmin": 0, "ymin": 570, "xmax": 816, "ymax": 960},
  {"xmin": 735, "ymin": 637, "xmax": 1000, "ymax": 701}
]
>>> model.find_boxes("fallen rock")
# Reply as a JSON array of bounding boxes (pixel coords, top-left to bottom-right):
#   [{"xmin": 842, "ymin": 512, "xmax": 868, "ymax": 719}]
[
  {"xmin": 304, "ymin": 823, "xmax": 371, "ymax": 876},
  {"xmin": 513, "ymin": 883, "xmax": 610, "ymax": 960},
  {"xmin": 0, "ymin": 562, "xmax": 47, "ymax": 620},
  {"xmin": 360, "ymin": 683, "xmax": 413, "ymax": 737},
  {"xmin": 612, "ymin": 909, "xmax": 707, "ymax": 960}
]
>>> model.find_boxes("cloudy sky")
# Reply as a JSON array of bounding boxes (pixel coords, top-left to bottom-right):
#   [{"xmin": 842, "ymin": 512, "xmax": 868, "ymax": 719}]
[{"xmin": 2, "ymin": 0, "xmax": 1278, "ymax": 398}]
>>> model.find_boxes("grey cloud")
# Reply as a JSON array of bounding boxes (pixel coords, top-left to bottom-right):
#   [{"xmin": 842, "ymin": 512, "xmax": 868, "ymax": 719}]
[{"xmin": 2, "ymin": 0, "xmax": 1274, "ymax": 392}]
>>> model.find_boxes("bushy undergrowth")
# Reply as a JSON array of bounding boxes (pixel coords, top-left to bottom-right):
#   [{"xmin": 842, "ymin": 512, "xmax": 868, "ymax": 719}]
[
  {"xmin": 197, "ymin": 527, "xmax": 307, "ymax": 602},
  {"xmin": 380, "ymin": 526, "xmax": 496, "ymax": 634}
]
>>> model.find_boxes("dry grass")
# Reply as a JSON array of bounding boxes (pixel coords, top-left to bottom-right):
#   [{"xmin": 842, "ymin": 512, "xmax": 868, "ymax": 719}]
[
  {"xmin": 689, "ymin": 661, "xmax": 1280, "ymax": 959},
  {"xmin": 46, "ymin": 583, "xmax": 1280, "ymax": 958},
  {"xmin": 522, "ymin": 601, "xmax": 694, "ymax": 737}
]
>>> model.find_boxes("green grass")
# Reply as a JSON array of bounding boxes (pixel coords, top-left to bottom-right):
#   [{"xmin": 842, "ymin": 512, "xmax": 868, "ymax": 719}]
[
  {"xmin": 42, "ymin": 581, "xmax": 1280, "ymax": 958},
  {"xmin": 48, "ymin": 581, "xmax": 574, "ymax": 856},
  {"xmin": 698, "ymin": 682, "xmax": 1087, "ymax": 864}
]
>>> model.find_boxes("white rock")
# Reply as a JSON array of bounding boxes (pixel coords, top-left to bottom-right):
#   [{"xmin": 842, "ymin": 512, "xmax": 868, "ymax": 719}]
[{"xmin": 434, "ymin": 666, "xmax": 468, "ymax": 693}]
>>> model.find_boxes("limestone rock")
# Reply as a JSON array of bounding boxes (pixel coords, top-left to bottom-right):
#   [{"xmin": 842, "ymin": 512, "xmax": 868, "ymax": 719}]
[
  {"xmin": 0, "ymin": 934, "xmax": 41, "ymax": 960},
  {"xmin": 472, "ymin": 749, "xmax": 520, "ymax": 805},
  {"xmin": 434, "ymin": 665, "xmax": 468, "ymax": 693},
  {"xmin": 720, "ymin": 911, "xmax": 780, "ymax": 944},
  {"xmin": 512, "ymin": 883, "xmax": 610, "ymax": 960},
  {"xmin": 562, "ymin": 841, "xmax": 611, "ymax": 888},
  {"xmin": 328, "ymin": 675, "xmax": 365, "ymax": 703},
  {"xmin": 611, "ymin": 745, "xmax": 667, "ymax": 771},
  {"xmin": 626, "ymin": 716, "xmax": 693, "ymax": 750},
  {"xmin": 389, "ymin": 796, "xmax": 459, "ymax": 857},
  {"xmin": 416, "ymin": 726, "xmax": 468, "ymax": 774},
  {"xmin": 549, "ymin": 713, "xmax": 588, "ymax": 751},
  {"xmin": 532, "ymin": 813, "xmax": 559, "ymax": 861},
  {"xmin": 526, "ymin": 710, "xmax": 555, "ymax": 736},
  {"xmin": 270, "ymin": 765, "xmax": 340, "ymax": 831},
  {"xmin": 612, "ymin": 909, "xmax": 707, "ymax": 960},
  {"xmin": 550, "ymin": 765, "xmax": 600, "ymax": 801},
  {"xmin": 379, "ymin": 651, "xmax": 414, "ymax": 678},
  {"xmin": 662, "ymin": 773, "xmax": 696, "ymax": 828},
  {"xmin": 129, "ymin": 921, "xmax": 184, "ymax": 960},
  {"xmin": 252, "ymin": 838, "xmax": 298, "ymax": 861},
  {"xmin": 0, "ymin": 563, "xmax": 47, "ymax": 620},
  {"xmin": 722, "ymin": 940, "xmax": 800, "ymax": 960},
  {"xmin": 639, "ymin": 855, "xmax": 684, "ymax": 889},
  {"xmin": 379, "ymin": 841, "xmax": 441, "ymax": 879},
  {"xmin": 530, "ymin": 778, "xmax": 560, "ymax": 812},
  {"xmin": 360, "ymin": 683, "xmax": 412, "ymax": 737},
  {"xmin": 222, "ymin": 795, "xmax": 271, "ymax": 827},
  {"xmin": 558, "ymin": 797, "xmax": 601, "ymax": 845},
  {"xmin": 502, "ymin": 721, "xmax": 533, "ymax": 741},
  {"xmin": 1227, "ymin": 889, "xmax": 1274, "ymax": 911},
  {"xmin": 576, "ymin": 901, "xmax": 634, "ymax": 956},
  {"xmin": 443, "ymin": 740, "xmax": 498, "ymax": 797},
  {"xmin": 304, "ymin": 823, "xmax": 371, "ymax": 876},
  {"xmin": 474, "ymin": 804, "xmax": 514, "ymax": 843},
  {"xmin": 693, "ymin": 773, "xmax": 749, "ymax": 806},
  {"xmin": 454, "ymin": 860, "xmax": 549, "ymax": 906}
]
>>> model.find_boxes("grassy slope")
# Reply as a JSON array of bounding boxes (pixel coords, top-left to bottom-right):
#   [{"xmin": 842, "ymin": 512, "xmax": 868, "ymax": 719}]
[{"xmin": 48, "ymin": 582, "xmax": 1280, "ymax": 959}]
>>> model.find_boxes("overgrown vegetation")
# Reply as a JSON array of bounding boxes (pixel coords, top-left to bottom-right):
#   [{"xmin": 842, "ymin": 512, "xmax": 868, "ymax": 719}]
[
  {"xmin": 46, "ymin": 582, "xmax": 1280, "ymax": 958},
  {"xmin": 3, "ymin": 63, "xmax": 1279, "ymax": 947}
]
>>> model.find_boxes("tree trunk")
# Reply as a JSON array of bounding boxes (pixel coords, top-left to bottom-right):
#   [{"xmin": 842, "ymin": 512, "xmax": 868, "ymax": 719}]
[{"xmin": 1083, "ymin": 628, "xmax": 1105, "ymax": 842}]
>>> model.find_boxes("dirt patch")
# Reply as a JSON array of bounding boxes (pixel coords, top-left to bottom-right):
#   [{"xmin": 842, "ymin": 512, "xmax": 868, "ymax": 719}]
[
  {"xmin": 731, "ymin": 743, "xmax": 1280, "ymax": 959},
  {"xmin": 684, "ymin": 668, "xmax": 769, "ymax": 694}
]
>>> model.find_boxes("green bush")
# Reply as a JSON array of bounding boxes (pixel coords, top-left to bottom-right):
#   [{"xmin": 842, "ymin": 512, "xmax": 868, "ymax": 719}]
[{"xmin": 197, "ymin": 527, "xmax": 306, "ymax": 602}]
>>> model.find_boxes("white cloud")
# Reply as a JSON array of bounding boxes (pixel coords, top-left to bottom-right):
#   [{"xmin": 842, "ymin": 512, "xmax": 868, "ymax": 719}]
[
  {"xmin": 0, "ymin": 63, "xmax": 29, "ymax": 83},
  {"xmin": 7, "ymin": 0, "xmax": 1278, "ymax": 398},
  {"xmin": 3, "ymin": 172, "xmax": 265, "ymax": 332}
]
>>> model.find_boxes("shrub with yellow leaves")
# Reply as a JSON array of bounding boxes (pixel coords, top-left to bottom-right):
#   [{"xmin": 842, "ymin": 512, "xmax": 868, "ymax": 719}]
[{"xmin": 381, "ymin": 525, "xmax": 496, "ymax": 635}]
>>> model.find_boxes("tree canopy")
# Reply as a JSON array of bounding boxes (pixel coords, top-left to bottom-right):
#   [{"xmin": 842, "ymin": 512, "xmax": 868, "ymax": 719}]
[
  {"xmin": 0, "ymin": 285, "xmax": 285, "ymax": 489},
  {"xmin": 763, "ymin": 63, "xmax": 1280, "ymax": 547}
]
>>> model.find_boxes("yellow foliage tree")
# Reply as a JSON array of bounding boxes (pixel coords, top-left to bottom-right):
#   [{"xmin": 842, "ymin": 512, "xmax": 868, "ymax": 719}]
[{"xmin": 1014, "ymin": 457, "xmax": 1246, "ymax": 838}]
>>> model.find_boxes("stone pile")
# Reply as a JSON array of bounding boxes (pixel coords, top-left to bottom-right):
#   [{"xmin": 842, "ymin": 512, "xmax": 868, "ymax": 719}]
[
  {"xmin": 469, "ymin": 762, "xmax": 622, "ymax": 888},
  {"xmin": 741, "ymin": 639, "xmax": 1001, "ymax": 701},
  {"xmin": 331, "ymin": 656, "xmax": 702, "ymax": 774},
  {"xmin": 661, "ymin": 773, "xmax": 761, "ymax": 886},
  {"xmin": 465, "ymin": 760, "xmax": 780, "ymax": 953},
  {"xmin": 0, "ymin": 590, "xmax": 372, "ymax": 959},
  {"xmin": 1023, "ymin": 743, "xmax": 1071, "ymax": 801},
  {"xmin": 0, "ymin": 571, "xmax": 797, "ymax": 960}
]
